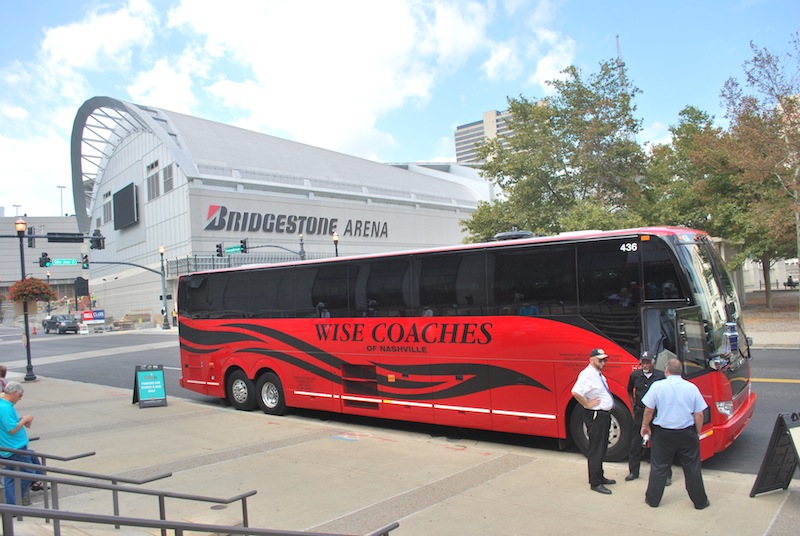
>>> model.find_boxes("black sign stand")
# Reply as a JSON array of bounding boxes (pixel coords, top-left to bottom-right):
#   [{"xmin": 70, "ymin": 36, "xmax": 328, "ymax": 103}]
[
  {"xmin": 750, "ymin": 413, "xmax": 800, "ymax": 497},
  {"xmin": 132, "ymin": 364, "xmax": 168, "ymax": 408}
]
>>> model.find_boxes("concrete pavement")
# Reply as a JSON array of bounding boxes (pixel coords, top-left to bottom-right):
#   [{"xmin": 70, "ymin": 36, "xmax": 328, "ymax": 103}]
[{"xmin": 4, "ymin": 363, "xmax": 798, "ymax": 536}]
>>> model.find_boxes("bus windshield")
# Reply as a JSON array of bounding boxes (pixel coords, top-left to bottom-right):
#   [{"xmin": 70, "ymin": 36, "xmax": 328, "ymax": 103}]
[{"xmin": 674, "ymin": 236, "xmax": 750, "ymax": 364}]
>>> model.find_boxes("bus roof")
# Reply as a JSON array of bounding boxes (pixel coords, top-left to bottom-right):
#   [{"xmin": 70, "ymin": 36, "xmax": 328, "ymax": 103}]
[{"xmin": 184, "ymin": 226, "xmax": 705, "ymax": 277}]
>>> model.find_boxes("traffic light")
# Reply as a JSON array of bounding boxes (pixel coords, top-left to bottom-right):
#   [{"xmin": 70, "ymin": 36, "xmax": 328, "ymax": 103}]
[
  {"xmin": 39, "ymin": 252, "xmax": 51, "ymax": 268},
  {"xmin": 240, "ymin": 238, "xmax": 248, "ymax": 253},
  {"xmin": 90, "ymin": 229, "xmax": 105, "ymax": 250},
  {"xmin": 215, "ymin": 243, "xmax": 223, "ymax": 257},
  {"xmin": 82, "ymin": 254, "xmax": 89, "ymax": 269}
]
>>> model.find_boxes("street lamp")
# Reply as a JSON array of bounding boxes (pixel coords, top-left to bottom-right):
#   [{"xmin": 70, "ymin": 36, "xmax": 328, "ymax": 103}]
[
  {"xmin": 15, "ymin": 218, "xmax": 36, "ymax": 381},
  {"xmin": 159, "ymin": 246, "xmax": 170, "ymax": 330},
  {"xmin": 299, "ymin": 234, "xmax": 306, "ymax": 261},
  {"xmin": 46, "ymin": 271, "xmax": 51, "ymax": 314},
  {"xmin": 332, "ymin": 231, "xmax": 339, "ymax": 257}
]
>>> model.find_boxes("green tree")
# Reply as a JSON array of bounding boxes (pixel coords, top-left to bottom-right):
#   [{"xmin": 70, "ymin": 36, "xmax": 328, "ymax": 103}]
[
  {"xmin": 462, "ymin": 59, "xmax": 647, "ymax": 241},
  {"xmin": 721, "ymin": 34, "xmax": 800, "ymax": 309}
]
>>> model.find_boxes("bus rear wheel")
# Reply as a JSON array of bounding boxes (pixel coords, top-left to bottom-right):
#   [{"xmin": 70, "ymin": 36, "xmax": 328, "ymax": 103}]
[
  {"xmin": 256, "ymin": 372, "xmax": 286, "ymax": 415},
  {"xmin": 227, "ymin": 370, "xmax": 256, "ymax": 411},
  {"xmin": 569, "ymin": 403, "xmax": 632, "ymax": 462}
]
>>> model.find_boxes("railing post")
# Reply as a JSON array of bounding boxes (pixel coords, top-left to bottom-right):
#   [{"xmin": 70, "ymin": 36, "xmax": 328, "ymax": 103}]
[
  {"xmin": 159, "ymin": 494, "xmax": 167, "ymax": 536},
  {"xmin": 1, "ymin": 510, "xmax": 14, "ymax": 536},
  {"xmin": 52, "ymin": 482, "xmax": 61, "ymax": 536},
  {"xmin": 111, "ymin": 478, "xmax": 120, "ymax": 528},
  {"xmin": 241, "ymin": 497, "xmax": 249, "ymax": 527}
]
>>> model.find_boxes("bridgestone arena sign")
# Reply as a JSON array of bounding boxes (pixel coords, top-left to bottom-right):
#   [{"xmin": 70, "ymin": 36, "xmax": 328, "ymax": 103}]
[{"xmin": 204, "ymin": 205, "xmax": 388, "ymax": 238}]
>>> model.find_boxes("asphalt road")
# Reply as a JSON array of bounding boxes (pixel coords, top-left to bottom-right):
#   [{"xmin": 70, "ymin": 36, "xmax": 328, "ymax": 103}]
[{"xmin": 0, "ymin": 326, "xmax": 796, "ymax": 477}]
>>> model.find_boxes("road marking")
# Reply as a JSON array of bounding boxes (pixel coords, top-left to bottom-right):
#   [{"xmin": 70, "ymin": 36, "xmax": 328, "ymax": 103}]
[
  {"xmin": 751, "ymin": 378, "xmax": 800, "ymax": 384},
  {"xmin": 1, "ymin": 341, "xmax": 176, "ymax": 370}
]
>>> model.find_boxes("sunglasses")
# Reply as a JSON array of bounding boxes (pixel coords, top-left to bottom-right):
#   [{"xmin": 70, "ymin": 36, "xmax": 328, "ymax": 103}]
[{"xmin": 597, "ymin": 357, "xmax": 608, "ymax": 362}]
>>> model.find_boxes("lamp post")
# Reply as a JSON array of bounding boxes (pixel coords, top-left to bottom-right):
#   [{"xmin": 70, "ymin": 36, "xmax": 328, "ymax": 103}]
[
  {"xmin": 46, "ymin": 271, "xmax": 51, "ymax": 314},
  {"xmin": 332, "ymin": 231, "xmax": 339, "ymax": 257},
  {"xmin": 57, "ymin": 185, "xmax": 66, "ymax": 216},
  {"xmin": 299, "ymin": 234, "xmax": 306, "ymax": 260},
  {"xmin": 15, "ymin": 218, "xmax": 36, "ymax": 381},
  {"xmin": 159, "ymin": 246, "xmax": 170, "ymax": 330}
]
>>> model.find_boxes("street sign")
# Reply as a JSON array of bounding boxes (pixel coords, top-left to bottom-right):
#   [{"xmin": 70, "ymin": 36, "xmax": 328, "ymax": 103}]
[
  {"xmin": 224, "ymin": 245, "xmax": 242, "ymax": 254},
  {"xmin": 52, "ymin": 259, "xmax": 78, "ymax": 265}
]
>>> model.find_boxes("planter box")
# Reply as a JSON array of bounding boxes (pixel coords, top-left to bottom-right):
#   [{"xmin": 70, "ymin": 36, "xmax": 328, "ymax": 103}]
[{"xmin": 13, "ymin": 300, "xmax": 39, "ymax": 316}]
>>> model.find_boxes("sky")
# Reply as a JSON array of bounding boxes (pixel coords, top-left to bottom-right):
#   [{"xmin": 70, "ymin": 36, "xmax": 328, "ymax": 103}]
[{"xmin": 1, "ymin": 0, "xmax": 798, "ymax": 218}]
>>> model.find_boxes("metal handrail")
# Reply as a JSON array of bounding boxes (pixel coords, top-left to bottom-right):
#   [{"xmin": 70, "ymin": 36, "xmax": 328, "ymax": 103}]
[
  {"xmin": 0, "ymin": 504, "xmax": 400, "ymax": 536},
  {"xmin": 1, "ymin": 458, "xmax": 172, "ymax": 527},
  {"xmin": 0, "ymin": 446, "xmax": 96, "ymax": 515},
  {"xmin": 0, "ymin": 468, "xmax": 254, "ymax": 536}
]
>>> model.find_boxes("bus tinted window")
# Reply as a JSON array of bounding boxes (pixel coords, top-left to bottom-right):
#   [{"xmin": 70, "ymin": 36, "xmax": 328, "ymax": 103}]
[
  {"xmin": 488, "ymin": 245, "xmax": 576, "ymax": 315},
  {"xmin": 641, "ymin": 237, "xmax": 684, "ymax": 300},
  {"xmin": 311, "ymin": 263, "xmax": 354, "ymax": 318},
  {"xmin": 417, "ymin": 252, "xmax": 486, "ymax": 316},
  {"xmin": 577, "ymin": 239, "xmax": 640, "ymax": 356},
  {"xmin": 358, "ymin": 258, "xmax": 412, "ymax": 317}
]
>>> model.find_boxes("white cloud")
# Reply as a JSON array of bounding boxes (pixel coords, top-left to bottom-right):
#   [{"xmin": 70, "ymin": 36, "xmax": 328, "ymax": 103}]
[
  {"xmin": 40, "ymin": 0, "xmax": 157, "ymax": 71},
  {"xmin": 482, "ymin": 41, "xmax": 522, "ymax": 81},
  {"xmin": 640, "ymin": 121, "xmax": 672, "ymax": 147},
  {"xmin": 167, "ymin": 0, "xmax": 492, "ymax": 157},
  {"xmin": 526, "ymin": 29, "xmax": 575, "ymax": 94},
  {"xmin": 0, "ymin": 133, "xmax": 72, "ymax": 217}
]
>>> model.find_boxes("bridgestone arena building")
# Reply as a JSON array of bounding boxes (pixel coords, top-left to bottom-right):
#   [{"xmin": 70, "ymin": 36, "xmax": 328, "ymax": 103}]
[{"xmin": 71, "ymin": 96, "xmax": 493, "ymax": 324}]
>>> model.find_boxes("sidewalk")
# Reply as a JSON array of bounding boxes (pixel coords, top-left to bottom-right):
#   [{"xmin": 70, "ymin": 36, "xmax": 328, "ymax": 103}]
[
  {"xmin": 5, "ymin": 374, "xmax": 798, "ymax": 536},
  {"xmin": 748, "ymin": 330, "xmax": 800, "ymax": 348}
]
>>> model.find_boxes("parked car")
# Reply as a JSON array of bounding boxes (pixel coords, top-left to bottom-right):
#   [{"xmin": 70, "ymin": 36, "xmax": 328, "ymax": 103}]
[{"xmin": 42, "ymin": 314, "xmax": 80, "ymax": 334}]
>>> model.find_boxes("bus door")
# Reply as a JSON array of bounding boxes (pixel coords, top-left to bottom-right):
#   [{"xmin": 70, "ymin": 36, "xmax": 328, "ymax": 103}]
[
  {"xmin": 642, "ymin": 305, "xmax": 708, "ymax": 374},
  {"xmin": 674, "ymin": 306, "xmax": 709, "ymax": 376},
  {"xmin": 641, "ymin": 306, "xmax": 679, "ymax": 372}
]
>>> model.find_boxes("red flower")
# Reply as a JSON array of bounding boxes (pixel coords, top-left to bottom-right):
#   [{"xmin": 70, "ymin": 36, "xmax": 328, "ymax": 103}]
[{"xmin": 8, "ymin": 277, "xmax": 57, "ymax": 303}]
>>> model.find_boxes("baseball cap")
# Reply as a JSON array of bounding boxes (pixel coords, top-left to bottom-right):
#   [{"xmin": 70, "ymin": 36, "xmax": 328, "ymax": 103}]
[{"xmin": 589, "ymin": 348, "xmax": 608, "ymax": 359}]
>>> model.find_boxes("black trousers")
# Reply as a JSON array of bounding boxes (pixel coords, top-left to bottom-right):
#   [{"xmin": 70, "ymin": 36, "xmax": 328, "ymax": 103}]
[
  {"xmin": 645, "ymin": 425, "xmax": 707, "ymax": 507},
  {"xmin": 630, "ymin": 407, "xmax": 672, "ymax": 478},
  {"xmin": 628, "ymin": 406, "xmax": 646, "ymax": 475},
  {"xmin": 583, "ymin": 408, "xmax": 611, "ymax": 487}
]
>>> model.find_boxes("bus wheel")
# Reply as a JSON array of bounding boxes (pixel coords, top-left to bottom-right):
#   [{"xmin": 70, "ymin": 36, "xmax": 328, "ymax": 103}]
[
  {"xmin": 256, "ymin": 372, "xmax": 286, "ymax": 415},
  {"xmin": 227, "ymin": 370, "xmax": 256, "ymax": 411},
  {"xmin": 569, "ymin": 403, "xmax": 633, "ymax": 462}
]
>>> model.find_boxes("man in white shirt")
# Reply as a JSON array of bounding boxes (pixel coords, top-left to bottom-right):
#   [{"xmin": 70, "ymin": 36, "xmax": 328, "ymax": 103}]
[
  {"xmin": 641, "ymin": 358, "xmax": 709, "ymax": 509},
  {"xmin": 571, "ymin": 348, "xmax": 616, "ymax": 494}
]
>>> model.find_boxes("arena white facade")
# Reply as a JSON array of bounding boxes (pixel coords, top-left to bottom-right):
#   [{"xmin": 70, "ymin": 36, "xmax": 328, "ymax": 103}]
[{"xmin": 71, "ymin": 97, "xmax": 493, "ymax": 324}]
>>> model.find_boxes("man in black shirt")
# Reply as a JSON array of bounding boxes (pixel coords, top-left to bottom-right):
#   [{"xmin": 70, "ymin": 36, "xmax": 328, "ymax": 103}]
[{"xmin": 625, "ymin": 352, "xmax": 667, "ymax": 481}]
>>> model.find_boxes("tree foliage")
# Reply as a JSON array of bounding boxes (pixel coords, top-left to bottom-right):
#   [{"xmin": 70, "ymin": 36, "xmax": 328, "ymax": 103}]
[{"xmin": 463, "ymin": 59, "xmax": 647, "ymax": 240}]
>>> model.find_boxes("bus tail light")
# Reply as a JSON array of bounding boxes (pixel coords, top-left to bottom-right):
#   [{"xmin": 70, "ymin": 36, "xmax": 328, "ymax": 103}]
[{"xmin": 716, "ymin": 401, "xmax": 734, "ymax": 417}]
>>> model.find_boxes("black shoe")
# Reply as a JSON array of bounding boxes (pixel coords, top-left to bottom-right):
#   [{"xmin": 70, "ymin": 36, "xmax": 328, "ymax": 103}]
[
  {"xmin": 625, "ymin": 473, "xmax": 638, "ymax": 481},
  {"xmin": 665, "ymin": 476, "xmax": 672, "ymax": 487},
  {"xmin": 601, "ymin": 477, "xmax": 616, "ymax": 485},
  {"xmin": 695, "ymin": 499, "xmax": 710, "ymax": 510},
  {"xmin": 645, "ymin": 498, "xmax": 659, "ymax": 508},
  {"xmin": 591, "ymin": 484, "xmax": 612, "ymax": 495}
]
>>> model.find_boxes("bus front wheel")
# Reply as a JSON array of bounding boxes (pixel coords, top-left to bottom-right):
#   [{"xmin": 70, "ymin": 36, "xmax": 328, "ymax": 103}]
[
  {"xmin": 569, "ymin": 403, "xmax": 632, "ymax": 462},
  {"xmin": 256, "ymin": 372, "xmax": 286, "ymax": 415},
  {"xmin": 227, "ymin": 370, "xmax": 256, "ymax": 411}
]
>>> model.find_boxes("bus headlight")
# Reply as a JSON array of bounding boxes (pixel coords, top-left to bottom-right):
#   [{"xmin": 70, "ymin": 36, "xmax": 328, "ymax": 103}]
[{"xmin": 716, "ymin": 401, "xmax": 734, "ymax": 417}]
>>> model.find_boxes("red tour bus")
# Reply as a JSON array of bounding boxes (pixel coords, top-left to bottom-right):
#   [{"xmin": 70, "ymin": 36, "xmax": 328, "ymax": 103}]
[{"xmin": 177, "ymin": 227, "xmax": 756, "ymax": 460}]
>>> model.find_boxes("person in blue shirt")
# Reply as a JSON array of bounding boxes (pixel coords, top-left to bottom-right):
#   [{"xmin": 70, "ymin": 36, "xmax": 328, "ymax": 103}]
[
  {"xmin": 0, "ymin": 381, "xmax": 42, "ymax": 505},
  {"xmin": 640, "ymin": 359, "xmax": 709, "ymax": 509}
]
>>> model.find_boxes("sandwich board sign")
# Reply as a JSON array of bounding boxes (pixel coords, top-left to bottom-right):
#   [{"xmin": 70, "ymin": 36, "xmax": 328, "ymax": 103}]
[
  {"xmin": 750, "ymin": 412, "xmax": 800, "ymax": 497},
  {"xmin": 132, "ymin": 364, "xmax": 167, "ymax": 408}
]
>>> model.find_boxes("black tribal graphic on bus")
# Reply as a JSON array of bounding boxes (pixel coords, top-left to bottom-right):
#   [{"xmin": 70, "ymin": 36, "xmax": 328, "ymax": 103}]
[{"xmin": 179, "ymin": 322, "xmax": 552, "ymax": 400}]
